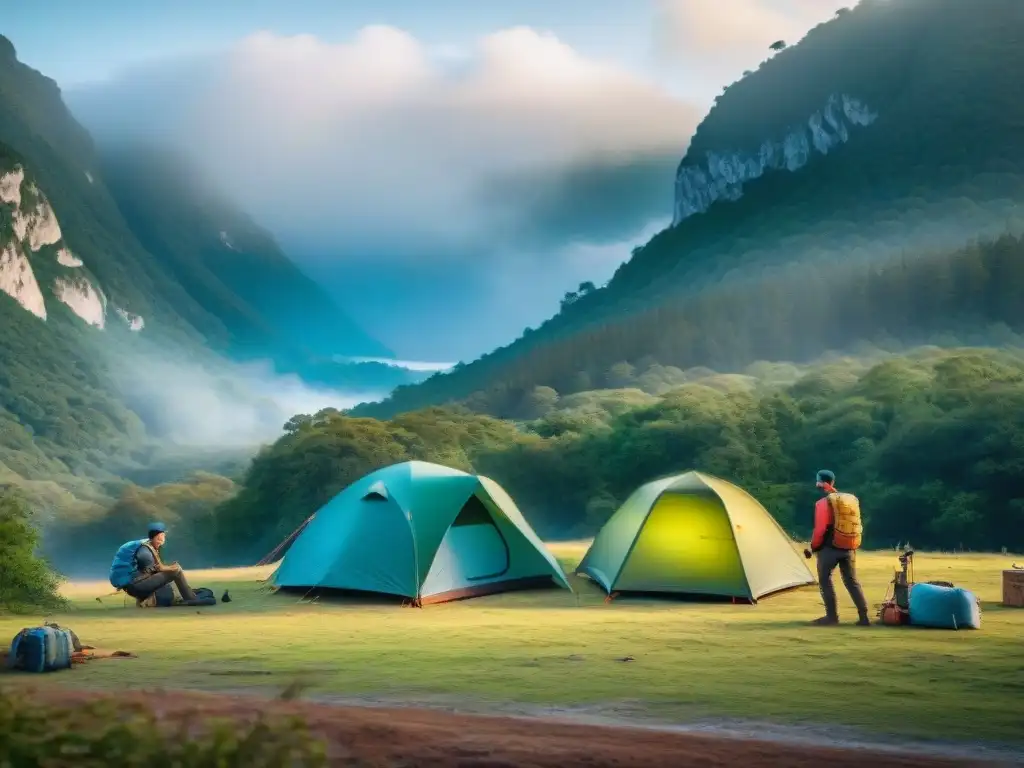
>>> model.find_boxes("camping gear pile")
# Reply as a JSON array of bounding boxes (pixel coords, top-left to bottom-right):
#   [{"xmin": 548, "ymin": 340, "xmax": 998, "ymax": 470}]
[
  {"xmin": 136, "ymin": 585, "xmax": 217, "ymax": 609},
  {"xmin": 877, "ymin": 549, "xmax": 982, "ymax": 630},
  {"xmin": 5, "ymin": 623, "xmax": 136, "ymax": 674},
  {"xmin": 878, "ymin": 549, "xmax": 916, "ymax": 625},
  {"xmin": 6, "ymin": 624, "xmax": 76, "ymax": 673}
]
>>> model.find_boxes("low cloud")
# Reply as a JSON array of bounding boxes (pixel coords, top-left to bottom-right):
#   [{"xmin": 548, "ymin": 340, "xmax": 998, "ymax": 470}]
[
  {"xmin": 70, "ymin": 25, "xmax": 698, "ymax": 257},
  {"xmin": 105, "ymin": 348, "xmax": 380, "ymax": 450}
]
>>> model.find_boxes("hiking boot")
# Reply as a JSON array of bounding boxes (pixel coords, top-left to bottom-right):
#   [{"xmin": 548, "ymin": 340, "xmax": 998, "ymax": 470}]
[
  {"xmin": 136, "ymin": 594, "xmax": 156, "ymax": 608},
  {"xmin": 811, "ymin": 615, "xmax": 839, "ymax": 626},
  {"xmin": 856, "ymin": 615, "xmax": 871, "ymax": 626}
]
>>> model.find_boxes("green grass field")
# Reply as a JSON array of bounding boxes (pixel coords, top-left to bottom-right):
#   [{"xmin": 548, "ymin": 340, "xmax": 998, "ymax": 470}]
[{"xmin": 2, "ymin": 543, "xmax": 1022, "ymax": 747}]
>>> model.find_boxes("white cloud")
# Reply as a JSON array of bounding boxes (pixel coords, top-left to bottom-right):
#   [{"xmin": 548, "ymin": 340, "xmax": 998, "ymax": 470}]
[
  {"xmin": 67, "ymin": 24, "xmax": 702, "ymax": 359},
  {"xmin": 105, "ymin": 350, "xmax": 377, "ymax": 449},
  {"xmin": 122, "ymin": 24, "xmax": 701, "ymax": 256},
  {"xmin": 653, "ymin": 0, "xmax": 850, "ymax": 74}
]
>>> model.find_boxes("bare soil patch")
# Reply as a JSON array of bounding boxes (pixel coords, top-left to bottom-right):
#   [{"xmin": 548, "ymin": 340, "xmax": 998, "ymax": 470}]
[{"xmin": 26, "ymin": 688, "xmax": 1008, "ymax": 767}]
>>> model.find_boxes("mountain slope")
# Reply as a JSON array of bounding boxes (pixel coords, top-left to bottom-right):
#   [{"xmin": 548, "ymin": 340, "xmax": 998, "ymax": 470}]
[
  {"xmin": 354, "ymin": 0, "xmax": 1024, "ymax": 418},
  {"xmin": 96, "ymin": 144, "xmax": 391, "ymax": 369},
  {"xmin": 0, "ymin": 35, "xmax": 389, "ymax": 367},
  {"xmin": 0, "ymin": 35, "xmax": 400, "ymax": 509}
]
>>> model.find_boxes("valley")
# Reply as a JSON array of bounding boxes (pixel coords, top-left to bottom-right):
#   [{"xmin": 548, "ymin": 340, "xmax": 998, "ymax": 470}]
[
  {"xmin": 2, "ymin": 0, "xmax": 1024, "ymax": 578},
  {"xmin": 3, "ymin": 4, "xmax": 1024, "ymax": 765}
]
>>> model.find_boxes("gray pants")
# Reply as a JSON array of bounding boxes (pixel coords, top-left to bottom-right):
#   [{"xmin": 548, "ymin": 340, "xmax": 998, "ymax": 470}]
[
  {"xmin": 816, "ymin": 546, "xmax": 869, "ymax": 620},
  {"xmin": 127, "ymin": 565, "xmax": 197, "ymax": 603}
]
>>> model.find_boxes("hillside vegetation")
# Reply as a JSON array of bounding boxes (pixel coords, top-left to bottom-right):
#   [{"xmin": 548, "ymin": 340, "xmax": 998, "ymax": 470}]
[
  {"xmin": 358, "ymin": 232, "xmax": 1024, "ymax": 417},
  {"xmin": 355, "ymin": 0, "xmax": 1024, "ymax": 418},
  {"xmin": 48, "ymin": 346, "xmax": 1024, "ymax": 572}
]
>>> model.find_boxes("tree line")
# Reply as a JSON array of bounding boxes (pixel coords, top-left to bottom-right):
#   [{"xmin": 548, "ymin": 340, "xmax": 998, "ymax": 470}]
[{"xmin": 38, "ymin": 345, "xmax": 1024, "ymax": 576}]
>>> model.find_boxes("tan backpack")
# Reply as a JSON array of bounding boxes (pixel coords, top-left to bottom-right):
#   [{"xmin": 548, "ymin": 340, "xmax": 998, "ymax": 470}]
[{"xmin": 826, "ymin": 491, "xmax": 863, "ymax": 550}]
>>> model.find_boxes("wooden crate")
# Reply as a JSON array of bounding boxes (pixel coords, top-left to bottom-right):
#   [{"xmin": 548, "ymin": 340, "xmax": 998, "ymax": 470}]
[{"xmin": 1003, "ymin": 570, "xmax": 1024, "ymax": 607}]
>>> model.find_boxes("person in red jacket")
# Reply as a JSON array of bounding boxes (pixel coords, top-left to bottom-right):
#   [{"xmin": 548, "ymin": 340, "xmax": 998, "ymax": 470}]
[{"xmin": 808, "ymin": 470, "xmax": 870, "ymax": 626}]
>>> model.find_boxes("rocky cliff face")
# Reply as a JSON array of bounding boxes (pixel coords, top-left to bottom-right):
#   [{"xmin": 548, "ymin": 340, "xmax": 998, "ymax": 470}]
[
  {"xmin": 0, "ymin": 160, "xmax": 143, "ymax": 330},
  {"xmin": 0, "ymin": 32, "xmax": 393, "ymax": 378},
  {"xmin": 674, "ymin": 93, "xmax": 877, "ymax": 224}
]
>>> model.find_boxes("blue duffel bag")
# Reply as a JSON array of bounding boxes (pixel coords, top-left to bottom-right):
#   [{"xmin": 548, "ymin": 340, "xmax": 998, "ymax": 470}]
[
  {"xmin": 6, "ymin": 624, "xmax": 77, "ymax": 672},
  {"xmin": 909, "ymin": 582, "xmax": 982, "ymax": 630}
]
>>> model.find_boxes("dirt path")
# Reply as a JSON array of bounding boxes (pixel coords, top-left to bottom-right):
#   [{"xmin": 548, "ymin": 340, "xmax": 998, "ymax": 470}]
[
  {"xmin": 31, "ymin": 688, "xmax": 1021, "ymax": 767},
  {"xmin": 300, "ymin": 692, "xmax": 1024, "ymax": 766}
]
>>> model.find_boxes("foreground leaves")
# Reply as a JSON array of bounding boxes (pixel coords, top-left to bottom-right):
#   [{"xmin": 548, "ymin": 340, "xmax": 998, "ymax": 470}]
[{"xmin": 0, "ymin": 687, "xmax": 329, "ymax": 767}]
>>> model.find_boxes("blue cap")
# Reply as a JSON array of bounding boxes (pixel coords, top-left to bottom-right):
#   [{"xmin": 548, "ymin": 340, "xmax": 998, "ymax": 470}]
[
  {"xmin": 148, "ymin": 521, "xmax": 167, "ymax": 533},
  {"xmin": 816, "ymin": 469, "xmax": 835, "ymax": 485}
]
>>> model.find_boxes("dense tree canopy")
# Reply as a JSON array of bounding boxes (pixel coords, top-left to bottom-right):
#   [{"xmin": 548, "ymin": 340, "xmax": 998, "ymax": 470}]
[
  {"xmin": 154, "ymin": 347, "xmax": 1024, "ymax": 570},
  {"xmin": 360, "ymin": 233, "xmax": 1024, "ymax": 418}
]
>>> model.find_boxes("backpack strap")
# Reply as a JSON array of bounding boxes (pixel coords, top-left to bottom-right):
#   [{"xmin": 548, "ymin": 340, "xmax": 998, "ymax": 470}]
[
  {"xmin": 826, "ymin": 491, "xmax": 844, "ymax": 517},
  {"xmin": 138, "ymin": 540, "xmax": 164, "ymax": 568},
  {"xmin": 823, "ymin": 492, "xmax": 840, "ymax": 544}
]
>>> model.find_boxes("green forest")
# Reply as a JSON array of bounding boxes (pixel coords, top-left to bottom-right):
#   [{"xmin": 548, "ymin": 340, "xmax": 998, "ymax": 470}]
[
  {"xmin": 44, "ymin": 345, "xmax": 1024, "ymax": 573},
  {"xmin": 359, "ymin": 232, "xmax": 1024, "ymax": 418}
]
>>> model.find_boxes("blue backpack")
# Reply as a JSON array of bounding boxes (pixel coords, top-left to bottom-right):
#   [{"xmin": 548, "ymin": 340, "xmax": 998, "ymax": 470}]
[
  {"xmin": 109, "ymin": 538, "xmax": 147, "ymax": 589},
  {"xmin": 7, "ymin": 624, "xmax": 77, "ymax": 673}
]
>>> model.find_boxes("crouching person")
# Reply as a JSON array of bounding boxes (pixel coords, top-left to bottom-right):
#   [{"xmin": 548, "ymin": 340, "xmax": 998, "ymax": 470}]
[{"xmin": 109, "ymin": 522, "xmax": 198, "ymax": 607}]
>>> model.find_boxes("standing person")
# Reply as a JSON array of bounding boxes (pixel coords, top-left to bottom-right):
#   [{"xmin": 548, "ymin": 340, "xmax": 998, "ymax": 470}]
[
  {"xmin": 808, "ymin": 470, "xmax": 870, "ymax": 626},
  {"xmin": 109, "ymin": 522, "xmax": 198, "ymax": 606}
]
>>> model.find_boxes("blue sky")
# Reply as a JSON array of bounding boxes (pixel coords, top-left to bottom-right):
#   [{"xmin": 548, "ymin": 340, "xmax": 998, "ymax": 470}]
[
  {"xmin": 3, "ymin": 0, "xmax": 846, "ymax": 361},
  {"xmin": 6, "ymin": 0, "xmax": 664, "ymax": 89}
]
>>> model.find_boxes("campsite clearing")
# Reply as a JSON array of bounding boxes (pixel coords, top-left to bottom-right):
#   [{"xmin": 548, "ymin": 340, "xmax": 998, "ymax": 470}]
[{"xmin": 2, "ymin": 544, "xmax": 1022, "ymax": 755}]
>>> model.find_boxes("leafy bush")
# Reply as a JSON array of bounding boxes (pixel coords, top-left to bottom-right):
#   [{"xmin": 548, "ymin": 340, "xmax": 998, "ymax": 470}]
[
  {"xmin": 0, "ymin": 487, "xmax": 66, "ymax": 614},
  {"xmin": 0, "ymin": 688, "xmax": 329, "ymax": 767}
]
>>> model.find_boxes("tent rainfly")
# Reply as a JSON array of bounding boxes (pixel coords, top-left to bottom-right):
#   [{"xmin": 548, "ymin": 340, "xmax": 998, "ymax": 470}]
[
  {"xmin": 271, "ymin": 460, "xmax": 571, "ymax": 605},
  {"xmin": 576, "ymin": 470, "xmax": 815, "ymax": 603}
]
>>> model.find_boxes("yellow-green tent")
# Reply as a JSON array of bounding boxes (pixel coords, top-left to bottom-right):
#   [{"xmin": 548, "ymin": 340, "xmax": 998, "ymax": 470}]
[{"xmin": 576, "ymin": 471, "xmax": 814, "ymax": 602}]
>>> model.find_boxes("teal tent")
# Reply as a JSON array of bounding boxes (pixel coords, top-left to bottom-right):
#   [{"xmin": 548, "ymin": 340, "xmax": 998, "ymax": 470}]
[
  {"xmin": 576, "ymin": 471, "xmax": 815, "ymax": 603},
  {"xmin": 271, "ymin": 461, "xmax": 571, "ymax": 604}
]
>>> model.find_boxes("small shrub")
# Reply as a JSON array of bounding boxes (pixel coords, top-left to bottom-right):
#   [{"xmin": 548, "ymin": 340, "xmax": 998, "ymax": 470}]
[
  {"xmin": 0, "ymin": 487, "xmax": 67, "ymax": 614},
  {"xmin": 0, "ymin": 688, "xmax": 329, "ymax": 766}
]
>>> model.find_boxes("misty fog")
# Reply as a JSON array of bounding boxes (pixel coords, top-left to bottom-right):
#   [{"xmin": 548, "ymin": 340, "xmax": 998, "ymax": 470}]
[{"xmin": 99, "ymin": 342, "xmax": 392, "ymax": 451}]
